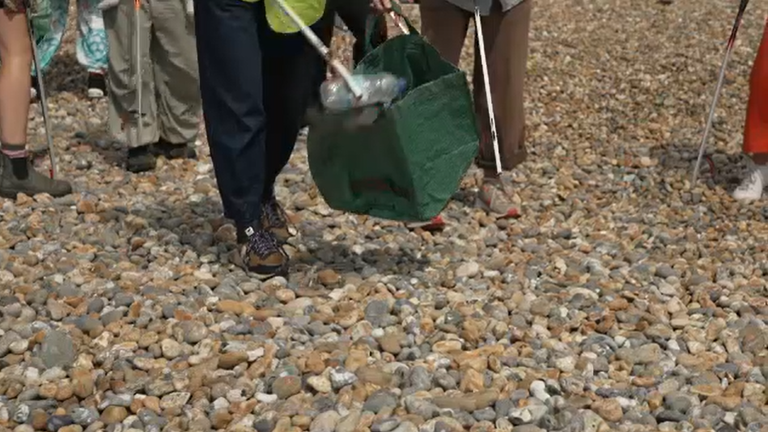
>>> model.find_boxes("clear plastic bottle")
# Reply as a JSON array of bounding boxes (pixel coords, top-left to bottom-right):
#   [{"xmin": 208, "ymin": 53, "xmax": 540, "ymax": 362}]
[{"xmin": 320, "ymin": 73, "xmax": 408, "ymax": 111}]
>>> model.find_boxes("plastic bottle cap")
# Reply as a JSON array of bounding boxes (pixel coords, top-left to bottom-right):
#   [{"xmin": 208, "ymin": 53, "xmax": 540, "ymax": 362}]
[{"xmin": 396, "ymin": 78, "xmax": 408, "ymax": 96}]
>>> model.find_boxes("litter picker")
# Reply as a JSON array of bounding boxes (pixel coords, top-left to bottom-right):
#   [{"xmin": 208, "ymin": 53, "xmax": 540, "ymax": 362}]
[
  {"xmin": 133, "ymin": 0, "xmax": 143, "ymax": 149},
  {"xmin": 273, "ymin": 0, "xmax": 364, "ymax": 99},
  {"xmin": 25, "ymin": 1, "xmax": 58, "ymax": 179},
  {"xmin": 474, "ymin": 5, "xmax": 503, "ymax": 175},
  {"xmin": 691, "ymin": 0, "xmax": 751, "ymax": 185}
]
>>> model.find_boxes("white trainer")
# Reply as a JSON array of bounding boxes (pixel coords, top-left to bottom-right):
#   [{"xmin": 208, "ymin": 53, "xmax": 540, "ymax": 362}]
[{"xmin": 733, "ymin": 168, "xmax": 765, "ymax": 202}]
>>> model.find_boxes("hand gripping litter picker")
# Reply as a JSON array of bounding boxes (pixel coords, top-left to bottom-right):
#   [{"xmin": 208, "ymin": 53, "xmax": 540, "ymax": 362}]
[
  {"xmin": 474, "ymin": 5, "xmax": 503, "ymax": 175},
  {"xmin": 25, "ymin": 2, "xmax": 58, "ymax": 179},
  {"xmin": 691, "ymin": 0, "xmax": 750, "ymax": 185}
]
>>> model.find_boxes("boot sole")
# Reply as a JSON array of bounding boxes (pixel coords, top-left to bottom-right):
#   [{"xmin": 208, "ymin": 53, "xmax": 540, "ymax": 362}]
[{"xmin": 249, "ymin": 263, "xmax": 289, "ymax": 280}]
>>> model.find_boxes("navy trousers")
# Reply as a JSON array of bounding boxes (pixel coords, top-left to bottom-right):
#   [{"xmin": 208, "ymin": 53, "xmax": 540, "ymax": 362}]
[{"xmin": 194, "ymin": 0, "xmax": 324, "ymax": 237}]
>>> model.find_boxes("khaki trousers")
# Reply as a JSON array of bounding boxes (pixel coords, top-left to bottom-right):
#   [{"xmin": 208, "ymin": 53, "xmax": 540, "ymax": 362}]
[
  {"xmin": 103, "ymin": 0, "xmax": 201, "ymax": 147},
  {"xmin": 419, "ymin": 0, "xmax": 532, "ymax": 171}
]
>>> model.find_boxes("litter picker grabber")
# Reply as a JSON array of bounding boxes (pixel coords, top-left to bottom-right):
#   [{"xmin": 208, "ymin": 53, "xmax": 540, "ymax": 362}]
[
  {"xmin": 273, "ymin": 0, "xmax": 364, "ymax": 99},
  {"xmin": 25, "ymin": 2, "xmax": 58, "ymax": 179},
  {"xmin": 389, "ymin": 11, "xmax": 409, "ymax": 35},
  {"xmin": 691, "ymin": 0, "xmax": 750, "ymax": 185},
  {"xmin": 474, "ymin": 5, "xmax": 503, "ymax": 175}
]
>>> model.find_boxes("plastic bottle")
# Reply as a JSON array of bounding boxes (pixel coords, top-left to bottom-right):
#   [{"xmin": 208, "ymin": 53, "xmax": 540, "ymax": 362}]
[{"xmin": 320, "ymin": 73, "xmax": 408, "ymax": 111}]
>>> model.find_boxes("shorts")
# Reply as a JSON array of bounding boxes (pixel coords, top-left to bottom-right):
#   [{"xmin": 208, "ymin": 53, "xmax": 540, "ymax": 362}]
[{"xmin": 0, "ymin": 0, "xmax": 26, "ymax": 11}]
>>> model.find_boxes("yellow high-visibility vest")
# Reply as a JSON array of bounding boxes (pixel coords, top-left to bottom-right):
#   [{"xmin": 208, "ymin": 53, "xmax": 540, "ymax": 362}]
[{"xmin": 247, "ymin": 0, "xmax": 327, "ymax": 34}]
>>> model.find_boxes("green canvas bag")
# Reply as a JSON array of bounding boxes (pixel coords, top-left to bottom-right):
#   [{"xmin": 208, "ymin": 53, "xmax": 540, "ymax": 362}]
[{"xmin": 306, "ymin": 6, "xmax": 479, "ymax": 222}]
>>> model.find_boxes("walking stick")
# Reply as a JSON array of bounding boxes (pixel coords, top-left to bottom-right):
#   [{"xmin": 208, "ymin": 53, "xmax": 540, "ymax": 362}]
[
  {"xmin": 25, "ymin": 2, "xmax": 58, "ymax": 179},
  {"xmin": 132, "ymin": 0, "xmax": 143, "ymax": 149},
  {"xmin": 691, "ymin": 0, "xmax": 750, "ymax": 185},
  {"xmin": 474, "ymin": 6, "xmax": 502, "ymax": 175}
]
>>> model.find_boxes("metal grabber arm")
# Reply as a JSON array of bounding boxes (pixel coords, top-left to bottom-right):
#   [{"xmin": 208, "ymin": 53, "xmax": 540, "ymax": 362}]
[{"xmin": 25, "ymin": 0, "xmax": 58, "ymax": 179}]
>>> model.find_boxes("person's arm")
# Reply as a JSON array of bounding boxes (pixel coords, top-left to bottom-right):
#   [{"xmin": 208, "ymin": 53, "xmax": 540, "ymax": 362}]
[{"xmin": 370, "ymin": 0, "xmax": 416, "ymax": 14}]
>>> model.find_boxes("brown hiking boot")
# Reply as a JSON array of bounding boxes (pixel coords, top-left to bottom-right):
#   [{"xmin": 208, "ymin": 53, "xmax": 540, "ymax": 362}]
[
  {"xmin": 261, "ymin": 196, "xmax": 297, "ymax": 243},
  {"xmin": 0, "ymin": 153, "xmax": 72, "ymax": 199},
  {"xmin": 239, "ymin": 226, "xmax": 288, "ymax": 280}
]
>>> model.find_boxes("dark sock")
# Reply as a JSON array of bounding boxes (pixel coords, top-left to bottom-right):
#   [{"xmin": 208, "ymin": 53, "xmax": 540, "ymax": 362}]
[{"xmin": 1, "ymin": 144, "xmax": 29, "ymax": 179}]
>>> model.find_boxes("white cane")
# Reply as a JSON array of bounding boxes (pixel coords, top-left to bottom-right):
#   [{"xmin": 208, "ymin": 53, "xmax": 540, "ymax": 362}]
[
  {"xmin": 474, "ymin": 6, "xmax": 502, "ymax": 175},
  {"xmin": 133, "ymin": 0, "xmax": 143, "ymax": 149}
]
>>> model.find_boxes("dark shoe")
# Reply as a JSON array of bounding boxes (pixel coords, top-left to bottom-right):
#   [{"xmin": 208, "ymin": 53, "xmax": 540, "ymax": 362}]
[
  {"xmin": 239, "ymin": 226, "xmax": 288, "ymax": 279},
  {"xmin": 261, "ymin": 196, "xmax": 296, "ymax": 243},
  {"xmin": 126, "ymin": 145, "xmax": 156, "ymax": 173},
  {"xmin": 152, "ymin": 139, "xmax": 197, "ymax": 160},
  {"xmin": 87, "ymin": 72, "xmax": 106, "ymax": 99},
  {"xmin": 0, "ymin": 153, "xmax": 72, "ymax": 199},
  {"xmin": 30, "ymin": 75, "xmax": 39, "ymax": 100}
]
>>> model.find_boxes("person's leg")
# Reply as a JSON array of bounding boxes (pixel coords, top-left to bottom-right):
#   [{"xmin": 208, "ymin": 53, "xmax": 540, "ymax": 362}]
[
  {"xmin": 734, "ymin": 18, "xmax": 768, "ymax": 202},
  {"xmin": 407, "ymin": 0, "xmax": 469, "ymax": 230},
  {"xmin": 149, "ymin": 0, "xmax": 201, "ymax": 159},
  {"xmin": 194, "ymin": 0, "xmax": 287, "ymax": 278},
  {"xmin": 334, "ymin": 0, "xmax": 384, "ymax": 65},
  {"xmin": 30, "ymin": 0, "xmax": 68, "ymax": 98},
  {"xmin": 103, "ymin": 0, "xmax": 159, "ymax": 173},
  {"xmin": 0, "ymin": 8, "xmax": 71, "ymax": 198},
  {"xmin": 418, "ymin": 0, "xmax": 470, "ymax": 65},
  {"xmin": 473, "ymin": 0, "xmax": 531, "ymax": 217},
  {"xmin": 75, "ymin": 0, "xmax": 109, "ymax": 98},
  {"xmin": 259, "ymin": 11, "xmax": 328, "ymax": 243}
]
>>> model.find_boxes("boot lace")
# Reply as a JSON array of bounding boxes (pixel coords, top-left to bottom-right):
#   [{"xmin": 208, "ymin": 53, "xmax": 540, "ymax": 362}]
[
  {"xmin": 263, "ymin": 198, "xmax": 296, "ymax": 235},
  {"xmin": 247, "ymin": 229, "xmax": 281, "ymax": 258}
]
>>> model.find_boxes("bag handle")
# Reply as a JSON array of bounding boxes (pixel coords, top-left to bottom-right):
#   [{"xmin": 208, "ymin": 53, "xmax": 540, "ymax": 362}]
[{"xmin": 363, "ymin": 1, "xmax": 419, "ymax": 54}]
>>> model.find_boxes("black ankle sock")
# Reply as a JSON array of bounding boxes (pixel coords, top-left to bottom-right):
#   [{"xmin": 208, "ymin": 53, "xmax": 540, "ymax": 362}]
[{"xmin": 1, "ymin": 144, "xmax": 29, "ymax": 179}]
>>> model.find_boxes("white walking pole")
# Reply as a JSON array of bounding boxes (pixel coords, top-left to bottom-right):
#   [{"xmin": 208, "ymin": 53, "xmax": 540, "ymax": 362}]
[
  {"xmin": 474, "ymin": 6, "xmax": 502, "ymax": 175},
  {"xmin": 26, "ymin": 7, "xmax": 58, "ymax": 179},
  {"xmin": 389, "ymin": 11, "xmax": 409, "ymax": 35},
  {"xmin": 273, "ymin": 0, "xmax": 363, "ymax": 99},
  {"xmin": 691, "ymin": 0, "xmax": 750, "ymax": 185},
  {"xmin": 133, "ymin": 0, "xmax": 143, "ymax": 148}
]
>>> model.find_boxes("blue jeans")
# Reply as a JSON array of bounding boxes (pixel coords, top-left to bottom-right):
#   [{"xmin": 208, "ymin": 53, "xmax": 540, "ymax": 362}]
[{"xmin": 193, "ymin": 0, "xmax": 324, "ymax": 239}]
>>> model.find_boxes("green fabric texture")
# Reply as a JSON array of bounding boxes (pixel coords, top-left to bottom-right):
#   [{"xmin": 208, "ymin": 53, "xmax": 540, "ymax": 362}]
[
  {"xmin": 306, "ymin": 8, "xmax": 479, "ymax": 222},
  {"xmin": 28, "ymin": 0, "xmax": 53, "ymax": 40}
]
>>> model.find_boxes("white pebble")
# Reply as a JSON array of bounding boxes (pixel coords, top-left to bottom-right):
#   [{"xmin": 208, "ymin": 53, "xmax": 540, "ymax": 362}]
[{"xmin": 255, "ymin": 393, "xmax": 278, "ymax": 403}]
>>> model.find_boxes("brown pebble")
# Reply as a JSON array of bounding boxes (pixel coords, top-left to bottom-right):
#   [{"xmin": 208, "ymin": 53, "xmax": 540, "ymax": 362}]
[{"xmin": 100, "ymin": 406, "xmax": 128, "ymax": 424}]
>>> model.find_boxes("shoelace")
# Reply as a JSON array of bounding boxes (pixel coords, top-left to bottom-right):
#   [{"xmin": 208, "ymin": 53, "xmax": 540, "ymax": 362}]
[
  {"xmin": 263, "ymin": 199, "xmax": 296, "ymax": 234},
  {"xmin": 736, "ymin": 170, "xmax": 762, "ymax": 192},
  {"xmin": 247, "ymin": 229, "xmax": 280, "ymax": 257}
]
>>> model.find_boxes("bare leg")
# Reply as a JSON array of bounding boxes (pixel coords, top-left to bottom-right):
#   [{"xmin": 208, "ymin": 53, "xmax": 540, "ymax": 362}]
[
  {"xmin": 0, "ymin": 8, "xmax": 72, "ymax": 198},
  {"xmin": 0, "ymin": 8, "xmax": 33, "ymax": 147}
]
